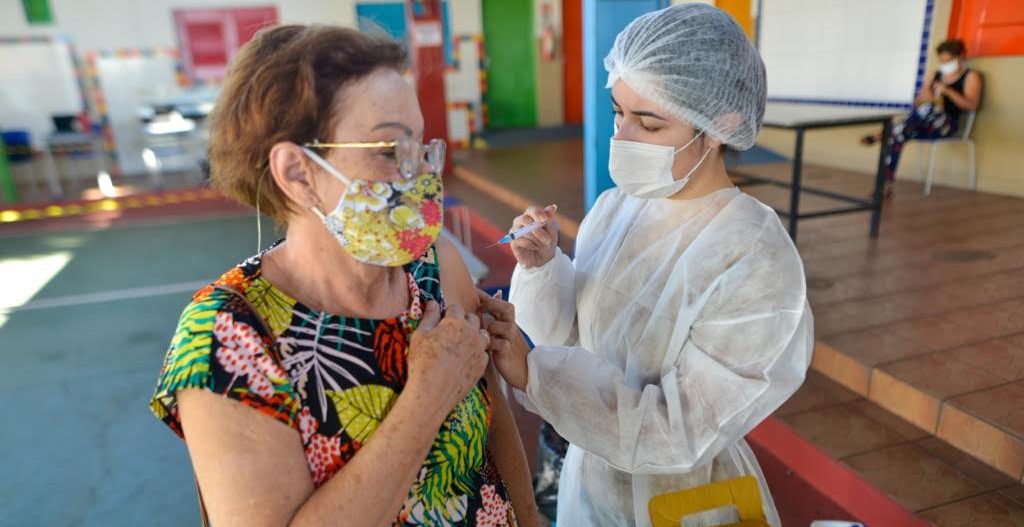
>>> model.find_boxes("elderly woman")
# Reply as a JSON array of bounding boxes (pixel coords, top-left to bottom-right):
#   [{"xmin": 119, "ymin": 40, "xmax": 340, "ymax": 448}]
[
  {"xmin": 479, "ymin": 5, "xmax": 812, "ymax": 526},
  {"xmin": 149, "ymin": 25, "xmax": 538, "ymax": 527}
]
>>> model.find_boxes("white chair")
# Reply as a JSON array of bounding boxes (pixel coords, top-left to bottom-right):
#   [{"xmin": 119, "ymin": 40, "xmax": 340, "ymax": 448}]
[{"xmin": 917, "ymin": 111, "xmax": 977, "ymax": 196}]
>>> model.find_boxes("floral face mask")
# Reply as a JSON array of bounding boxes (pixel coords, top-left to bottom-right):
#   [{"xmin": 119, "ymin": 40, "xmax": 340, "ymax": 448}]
[{"xmin": 300, "ymin": 138, "xmax": 445, "ymax": 267}]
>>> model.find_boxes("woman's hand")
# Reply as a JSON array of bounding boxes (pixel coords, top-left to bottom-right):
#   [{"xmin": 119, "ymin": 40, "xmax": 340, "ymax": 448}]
[
  {"xmin": 477, "ymin": 290, "xmax": 531, "ymax": 391},
  {"xmin": 408, "ymin": 301, "xmax": 491, "ymax": 411},
  {"xmin": 510, "ymin": 205, "xmax": 560, "ymax": 269}
]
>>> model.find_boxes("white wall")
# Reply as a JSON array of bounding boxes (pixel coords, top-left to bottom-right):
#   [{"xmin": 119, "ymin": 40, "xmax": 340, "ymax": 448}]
[
  {"xmin": 444, "ymin": 0, "xmax": 485, "ymax": 145},
  {"xmin": 755, "ymin": 0, "xmax": 1024, "ymax": 198},
  {"xmin": 449, "ymin": 0, "xmax": 482, "ymax": 34},
  {"xmin": 760, "ymin": 0, "xmax": 926, "ymax": 104},
  {"xmin": 1, "ymin": 0, "xmax": 488, "ymax": 156},
  {"xmin": 0, "ymin": 0, "xmax": 358, "ymax": 50},
  {"xmin": 0, "ymin": 39, "xmax": 81, "ymax": 143}
]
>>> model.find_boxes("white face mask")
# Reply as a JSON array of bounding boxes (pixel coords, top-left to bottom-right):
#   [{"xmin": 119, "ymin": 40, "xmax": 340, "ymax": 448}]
[
  {"xmin": 938, "ymin": 59, "xmax": 960, "ymax": 76},
  {"xmin": 608, "ymin": 130, "xmax": 713, "ymax": 199}
]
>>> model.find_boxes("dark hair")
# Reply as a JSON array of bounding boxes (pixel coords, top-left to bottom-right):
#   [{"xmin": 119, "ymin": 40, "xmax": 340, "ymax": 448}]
[
  {"xmin": 208, "ymin": 24, "xmax": 407, "ymax": 224},
  {"xmin": 936, "ymin": 39, "xmax": 966, "ymax": 57}
]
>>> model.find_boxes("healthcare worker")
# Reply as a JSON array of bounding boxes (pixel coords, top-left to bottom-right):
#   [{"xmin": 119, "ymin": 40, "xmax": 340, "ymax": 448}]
[{"xmin": 478, "ymin": 4, "xmax": 813, "ymax": 526}]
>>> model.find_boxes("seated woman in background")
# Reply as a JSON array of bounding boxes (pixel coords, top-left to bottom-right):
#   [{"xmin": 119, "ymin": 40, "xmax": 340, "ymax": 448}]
[{"xmin": 861, "ymin": 38, "xmax": 982, "ymax": 196}]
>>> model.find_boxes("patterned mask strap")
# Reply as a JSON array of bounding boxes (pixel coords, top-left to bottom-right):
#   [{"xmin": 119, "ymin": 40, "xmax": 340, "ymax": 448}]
[
  {"xmin": 302, "ymin": 147, "xmax": 350, "ymax": 222},
  {"xmin": 255, "ymin": 176, "xmax": 263, "ymax": 253}
]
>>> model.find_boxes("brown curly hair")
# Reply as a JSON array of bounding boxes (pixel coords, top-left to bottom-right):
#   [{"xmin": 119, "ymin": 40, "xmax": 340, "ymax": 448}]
[
  {"xmin": 936, "ymin": 39, "xmax": 966, "ymax": 57},
  {"xmin": 208, "ymin": 24, "xmax": 407, "ymax": 224}
]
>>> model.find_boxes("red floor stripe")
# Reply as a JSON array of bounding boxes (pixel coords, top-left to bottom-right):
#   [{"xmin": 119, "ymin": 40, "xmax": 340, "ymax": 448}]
[{"xmin": 748, "ymin": 418, "xmax": 932, "ymax": 527}]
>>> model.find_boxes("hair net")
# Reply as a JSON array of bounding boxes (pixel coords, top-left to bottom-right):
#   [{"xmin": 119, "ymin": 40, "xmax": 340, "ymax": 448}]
[{"xmin": 605, "ymin": 3, "xmax": 767, "ymax": 150}]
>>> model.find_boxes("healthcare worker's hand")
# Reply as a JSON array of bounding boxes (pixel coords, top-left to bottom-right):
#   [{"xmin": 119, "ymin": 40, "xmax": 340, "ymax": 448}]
[
  {"xmin": 408, "ymin": 301, "xmax": 491, "ymax": 411},
  {"xmin": 477, "ymin": 290, "xmax": 531, "ymax": 390},
  {"xmin": 510, "ymin": 204, "xmax": 559, "ymax": 268}
]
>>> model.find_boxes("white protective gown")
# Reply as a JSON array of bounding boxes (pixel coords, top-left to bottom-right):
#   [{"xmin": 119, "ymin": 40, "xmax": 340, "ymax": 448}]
[{"xmin": 509, "ymin": 187, "xmax": 813, "ymax": 527}]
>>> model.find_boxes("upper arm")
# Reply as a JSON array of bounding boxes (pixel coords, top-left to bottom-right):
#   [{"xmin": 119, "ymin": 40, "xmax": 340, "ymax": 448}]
[
  {"xmin": 917, "ymin": 74, "xmax": 934, "ymax": 96},
  {"xmin": 964, "ymin": 71, "xmax": 983, "ymax": 109},
  {"xmin": 689, "ymin": 230, "xmax": 808, "ymax": 369},
  {"xmin": 152, "ymin": 292, "xmax": 312, "ymax": 525},
  {"xmin": 151, "ymin": 291, "xmax": 301, "ymax": 437},
  {"xmin": 484, "ymin": 363, "xmax": 510, "ymax": 439},
  {"xmin": 179, "ymin": 388, "xmax": 314, "ymax": 527},
  {"xmin": 436, "ymin": 236, "xmax": 479, "ymax": 313}
]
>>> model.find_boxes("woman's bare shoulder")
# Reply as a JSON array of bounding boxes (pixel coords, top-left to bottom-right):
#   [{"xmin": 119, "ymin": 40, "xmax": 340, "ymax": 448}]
[{"xmin": 435, "ymin": 236, "xmax": 479, "ymax": 312}]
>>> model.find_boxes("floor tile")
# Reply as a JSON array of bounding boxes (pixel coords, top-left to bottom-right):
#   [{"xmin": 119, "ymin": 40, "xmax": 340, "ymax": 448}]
[
  {"xmin": 814, "ymin": 304, "xmax": 878, "ymax": 338},
  {"xmin": 811, "ymin": 342, "xmax": 872, "ymax": 395},
  {"xmin": 852, "ymin": 400, "xmax": 932, "ymax": 442},
  {"xmin": 775, "ymin": 370, "xmax": 861, "ymax": 417},
  {"xmin": 948, "ymin": 338, "xmax": 1024, "ymax": 383},
  {"xmin": 1006, "ymin": 332, "xmax": 1024, "ymax": 349},
  {"xmin": 937, "ymin": 402, "xmax": 1024, "ymax": 481},
  {"xmin": 959, "ymin": 305, "xmax": 1024, "ymax": 342},
  {"xmin": 1001, "ymin": 485, "xmax": 1024, "ymax": 507},
  {"xmin": 917, "ymin": 492, "xmax": 1024, "ymax": 526},
  {"xmin": 869, "ymin": 368, "xmax": 943, "ymax": 432},
  {"xmin": 844, "ymin": 443, "xmax": 987, "ymax": 511},
  {"xmin": 948, "ymin": 381, "xmax": 1024, "ymax": 441},
  {"xmin": 780, "ymin": 404, "xmax": 912, "ymax": 459},
  {"xmin": 896, "ymin": 289, "xmax": 963, "ymax": 319},
  {"xmin": 824, "ymin": 328, "xmax": 931, "ymax": 367},
  {"xmin": 916, "ymin": 437, "xmax": 1020, "ymax": 489},
  {"xmin": 878, "ymin": 352, "xmax": 1008, "ymax": 400},
  {"xmin": 886, "ymin": 314, "xmax": 994, "ymax": 352}
]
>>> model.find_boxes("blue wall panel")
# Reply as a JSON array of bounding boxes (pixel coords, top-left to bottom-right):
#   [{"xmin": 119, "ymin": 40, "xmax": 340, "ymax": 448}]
[{"xmin": 583, "ymin": 0, "xmax": 668, "ymax": 211}]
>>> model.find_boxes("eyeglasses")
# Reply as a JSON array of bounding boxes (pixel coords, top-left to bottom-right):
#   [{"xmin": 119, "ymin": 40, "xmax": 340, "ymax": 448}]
[{"xmin": 303, "ymin": 137, "xmax": 446, "ymax": 178}]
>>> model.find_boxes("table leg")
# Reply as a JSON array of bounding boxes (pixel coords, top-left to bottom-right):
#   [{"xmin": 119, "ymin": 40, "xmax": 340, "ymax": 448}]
[
  {"xmin": 870, "ymin": 120, "xmax": 892, "ymax": 238},
  {"xmin": 93, "ymin": 137, "xmax": 108, "ymax": 176},
  {"xmin": 788, "ymin": 127, "xmax": 805, "ymax": 240},
  {"xmin": 41, "ymin": 149, "xmax": 63, "ymax": 199}
]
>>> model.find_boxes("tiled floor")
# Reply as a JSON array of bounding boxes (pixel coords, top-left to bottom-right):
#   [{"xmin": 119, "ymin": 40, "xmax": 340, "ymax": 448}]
[
  {"xmin": 776, "ymin": 370, "xmax": 1024, "ymax": 523},
  {"xmin": 728, "ymin": 165, "xmax": 1024, "ymax": 486},
  {"xmin": 781, "ymin": 403, "xmax": 920, "ymax": 459},
  {"xmin": 843, "ymin": 443, "xmax": 989, "ymax": 511},
  {"xmin": 919, "ymin": 492, "xmax": 1024, "ymax": 527},
  {"xmin": 446, "ymin": 138, "xmax": 1024, "ymax": 524}
]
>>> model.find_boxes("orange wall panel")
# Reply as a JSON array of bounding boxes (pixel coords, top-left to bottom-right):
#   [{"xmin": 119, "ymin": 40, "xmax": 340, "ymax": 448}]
[
  {"xmin": 716, "ymin": 0, "xmax": 753, "ymax": 41},
  {"xmin": 949, "ymin": 0, "xmax": 1024, "ymax": 57},
  {"xmin": 562, "ymin": 0, "xmax": 583, "ymax": 125}
]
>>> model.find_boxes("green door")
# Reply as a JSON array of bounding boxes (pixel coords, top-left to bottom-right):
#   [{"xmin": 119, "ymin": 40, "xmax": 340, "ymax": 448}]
[
  {"xmin": 0, "ymin": 134, "xmax": 17, "ymax": 203},
  {"xmin": 482, "ymin": 0, "xmax": 537, "ymax": 129}
]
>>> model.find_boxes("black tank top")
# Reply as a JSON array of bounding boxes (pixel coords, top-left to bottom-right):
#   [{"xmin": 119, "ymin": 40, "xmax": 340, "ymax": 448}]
[{"xmin": 933, "ymin": 68, "xmax": 970, "ymax": 126}]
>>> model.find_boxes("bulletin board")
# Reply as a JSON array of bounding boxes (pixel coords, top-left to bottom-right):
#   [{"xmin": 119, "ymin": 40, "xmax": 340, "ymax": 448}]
[
  {"xmin": 758, "ymin": 0, "xmax": 933, "ymax": 107},
  {"xmin": 354, "ymin": 2, "xmax": 485, "ymax": 148},
  {"xmin": 446, "ymin": 34, "xmax": 487, "ymax": 148},
  {"xmin": 0, "ymin": 36, "xmax": 85, "ymax": 146},
  {"xmin": 84, "ymin": 49, "xmax": 187, "ymax": 175}
]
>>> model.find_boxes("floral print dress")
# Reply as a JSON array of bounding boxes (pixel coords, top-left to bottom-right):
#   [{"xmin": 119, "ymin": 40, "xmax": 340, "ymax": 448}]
[{"xmin": 150, "ymin": 246, "xmax": 517, "ymax": 526}]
